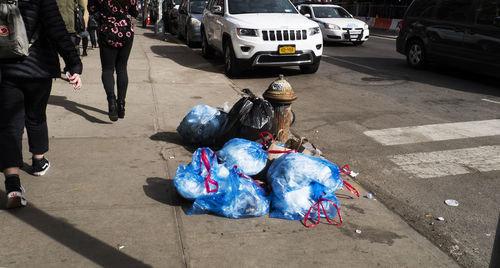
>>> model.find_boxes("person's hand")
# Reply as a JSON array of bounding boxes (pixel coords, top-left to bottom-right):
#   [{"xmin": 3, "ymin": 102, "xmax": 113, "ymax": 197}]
[{"xmin": 68, "ymin": 73, "xmax": 82, "ymax": 89}]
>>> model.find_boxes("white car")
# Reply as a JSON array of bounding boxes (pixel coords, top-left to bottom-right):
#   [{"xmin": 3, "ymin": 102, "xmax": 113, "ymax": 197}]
[
  {"xmin": 297, "ymin": 2, "xmax": 369, "ymax": 45},
  {"xmin": 201, "ymin": 0, "xmax": 323, "ymax": 77}
]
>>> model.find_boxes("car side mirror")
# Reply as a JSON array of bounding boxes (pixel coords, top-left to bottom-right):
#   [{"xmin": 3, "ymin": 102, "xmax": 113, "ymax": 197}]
[
  {"xmin": 211, "ymin": 5, "xmax": 222, "ymax": 15},
  {"xmin": 304, "ymin": 13, "xmax": 311, "ymax": 18}
]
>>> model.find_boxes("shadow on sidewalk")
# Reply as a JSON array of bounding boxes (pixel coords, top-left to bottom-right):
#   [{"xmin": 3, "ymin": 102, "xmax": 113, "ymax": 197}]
[
  {"xmin": 490, "ymin": 213, "xmax": 500, "ymax": 268},
  {"xmin": 48, "ymin": 95, "xmax": 111, "ymax": 124},
  {"xmin": 0, "ymin": 190, "xmax": 152, "ymax": 267},
  {"xmin": 150, "ymin": 131, "xmax": 197, "ymax": 153},
  {"xmin": 143, "ymin": 177, "xmax": 191, "ymax": 213}
]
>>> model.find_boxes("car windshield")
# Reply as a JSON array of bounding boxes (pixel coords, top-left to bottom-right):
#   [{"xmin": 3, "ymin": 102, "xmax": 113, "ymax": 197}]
[
  {"xmin": 312, "ymin": 6, "xmax": 352, "ymax": 18},
  {"xmin": 190, "ymin": 0, "xmax": 207, "ymax": 13},
  {"xmin": 174, "ymin": 0, "xmax": 182, "ymax": 4},
  {"xmin": 228, "ymin": 0, "xmax": 297, "ymax": 14}
]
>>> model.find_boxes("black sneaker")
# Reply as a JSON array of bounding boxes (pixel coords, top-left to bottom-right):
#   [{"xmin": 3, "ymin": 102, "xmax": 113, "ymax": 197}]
[
  {"xmin": 33, "ymin": 157, "xmax": 50, "ymax": 176},
  {"xmin": 5, "ymin": 176, "xmax": 27, "ymax": 209}
]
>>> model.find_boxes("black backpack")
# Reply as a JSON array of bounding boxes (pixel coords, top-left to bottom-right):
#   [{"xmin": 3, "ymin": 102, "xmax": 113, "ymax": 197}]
[{"xmin": 0, "ymin": 0, "xmax": 30, "ymax": 59}]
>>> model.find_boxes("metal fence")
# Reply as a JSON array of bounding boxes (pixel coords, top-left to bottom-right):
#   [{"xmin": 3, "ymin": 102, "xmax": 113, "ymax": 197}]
[{"xmin": 337, "ymin": 2, "xmax": 409, "ymax": 19}]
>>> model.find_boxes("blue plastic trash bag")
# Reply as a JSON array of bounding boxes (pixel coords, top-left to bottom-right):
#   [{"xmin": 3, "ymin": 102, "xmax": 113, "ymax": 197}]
[
  {"xmin": 174, "ymin": 148, "xmax": 231, "ymax": 200},
  {"xmin": 270, "ymin": 182, "xmax": 341, "ymax": 224},
  {"xmin": 217, "ymin": 138, "xmax": 268, "ymax": 176},
  {"xmin": 188, "ymin": 168, "xmax": 270, "ymax": 218},
  {"xmin": 267, "ymin": 153, "xmax": 345, "ymax": 196},
  {"xmin": 177, "ymin": 105, "xmax": 228, "ymax": 145}
]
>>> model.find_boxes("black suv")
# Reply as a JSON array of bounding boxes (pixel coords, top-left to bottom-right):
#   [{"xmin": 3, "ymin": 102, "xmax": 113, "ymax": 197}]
[{"xmin": 396, "ymin": 0, "xmax": 500, "ymax": 77}]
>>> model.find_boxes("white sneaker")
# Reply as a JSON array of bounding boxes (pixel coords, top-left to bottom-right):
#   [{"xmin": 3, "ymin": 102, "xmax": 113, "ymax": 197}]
[{"xmin": 6, "ymin": 186, "xmax": 27, "ymax": 209}]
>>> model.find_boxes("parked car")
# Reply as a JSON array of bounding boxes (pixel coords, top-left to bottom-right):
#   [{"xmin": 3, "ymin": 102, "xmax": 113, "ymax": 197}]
[
  {"xmin": 163, "ymin": 0, "xmax": 183, "ymax": 33},
  {"xmin": 297, "ymin": 1, "xmax": 369, "ymax": 45},
  {"xmin": 201, "ymin": 0, "xmax": 324, "ymax": 77},
  {"xmin": 396, "ymin": 0, "xmax": 500, "ymax": 77},
  {"xmin": 177, "ymin": 0, "xmax": 208, "ymax": 47}
]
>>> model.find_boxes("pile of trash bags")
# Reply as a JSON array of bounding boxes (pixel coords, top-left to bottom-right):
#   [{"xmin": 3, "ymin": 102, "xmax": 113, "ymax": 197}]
[
  {"xmin": 176, "ymin": 89, "xmax": 274, "ymax": 145},
  {"xmin": 173, "ymin": 136, "xmax": 359, "ymax": 227}
]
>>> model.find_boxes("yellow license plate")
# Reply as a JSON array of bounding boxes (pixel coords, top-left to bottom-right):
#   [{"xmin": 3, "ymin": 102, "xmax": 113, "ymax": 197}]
[{"xmin": 279, "ymin": 46, "xmax": 296, "ymax": 54}]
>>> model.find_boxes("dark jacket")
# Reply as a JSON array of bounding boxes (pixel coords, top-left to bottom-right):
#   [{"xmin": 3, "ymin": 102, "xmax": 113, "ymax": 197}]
[{"xmin": 0, "ymin": 0, "xmax": 82, "ymax": 79}]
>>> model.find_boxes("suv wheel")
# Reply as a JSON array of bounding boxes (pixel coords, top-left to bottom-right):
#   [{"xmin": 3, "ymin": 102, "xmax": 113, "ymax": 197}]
[
  {"xmin": 406, "ymin": 39, "xmax": 426, "ymax": 69},
  {"xmin": 300, "ymin": 60, "xmax": 320, "ymax": 74},
  {"xmin": 201, "ymin": 29, "xmax": 214, "ymax": 58},
  {"xmin": 186, "ymin": 28, "xmax": 194, "ymax": 47},
  {"xmin": 224, "ymin": 42, "xmax": 241, "ymax": 77}
]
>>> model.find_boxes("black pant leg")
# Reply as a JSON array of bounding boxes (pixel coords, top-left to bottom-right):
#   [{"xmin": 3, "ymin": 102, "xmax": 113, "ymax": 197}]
[
  {"xmin": 0, "ymin": 78, "xmax": 27, "ymax": 171},
  {"xmin": 23, "ymin": 79, "xmax": 52, "ymax": 155},
  {"xmin": 115, "ymin": 38, "xmax": 133, "ymax": 101},
  {"xmin": 99, "ymin": 45, "xmax": 119, "ymax": 98}
]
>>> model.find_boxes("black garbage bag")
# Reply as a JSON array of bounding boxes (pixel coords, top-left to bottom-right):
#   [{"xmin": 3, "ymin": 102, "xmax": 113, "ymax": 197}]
[{"xmin": 223, "ymin": 89, "xmax": 274, "ymax": 141}]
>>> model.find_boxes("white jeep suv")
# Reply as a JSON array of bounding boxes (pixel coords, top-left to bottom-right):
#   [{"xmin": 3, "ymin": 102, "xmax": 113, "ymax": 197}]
[{"xmin": 201, "ymin": 0, "xmax": 323, "ymax": 77}]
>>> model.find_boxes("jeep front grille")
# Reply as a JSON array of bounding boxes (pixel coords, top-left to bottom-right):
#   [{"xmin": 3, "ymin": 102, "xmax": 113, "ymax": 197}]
[{"xmin": 262, "ymin": 30, "xmax": 308, "ymax": 41}]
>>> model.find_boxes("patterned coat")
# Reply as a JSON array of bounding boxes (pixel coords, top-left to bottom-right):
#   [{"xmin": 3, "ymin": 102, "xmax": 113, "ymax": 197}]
[{"xmin": 88, "ymin": 0, "xmax": 138, "ymax": 48}]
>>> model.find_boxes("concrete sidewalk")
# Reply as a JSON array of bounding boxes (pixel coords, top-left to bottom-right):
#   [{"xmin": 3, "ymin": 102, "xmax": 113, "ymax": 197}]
[{"xmin": 0, "ymin": 24, "xmax": 458, "ymax": 267}]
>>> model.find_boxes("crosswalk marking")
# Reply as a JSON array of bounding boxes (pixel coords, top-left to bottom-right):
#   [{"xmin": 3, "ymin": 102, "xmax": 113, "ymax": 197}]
[
  {"xmin": 389, "ymin": 146, "xmax": 500, "ymax": 178},
  {"xmin": 364, "ymin": 119, "xmax": 500, "ymax": 146}
]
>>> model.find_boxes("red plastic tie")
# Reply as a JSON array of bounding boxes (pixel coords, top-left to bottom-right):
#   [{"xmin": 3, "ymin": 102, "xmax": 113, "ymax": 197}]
[
  {"xmin": 233, "ymin": 166, "xmax": 266, "ymax": 195},
  {"xmin": 340, "ymin": 164, "xmax": 352, "ymax": 175},
  {"xmin": 201, "ymin": 149, "xmax": 219, "ymax": 193},
  {"xmin": 267, "ymin": 149, "xmax": 297, "ymax": 154},
  {"xmin": 259, "ymin": 132, "xmax": 275, "ymax": 149},
  {"xmin": 343, "ymin": 181, "xmax": 360, "ymax": 197},
  {"xmin": 340, "ymin": 165, "xmax": 360, "ymax": 197},
  {"xmin": 304, "ymin": 198, "xmax": 342, "ymax": 228}
]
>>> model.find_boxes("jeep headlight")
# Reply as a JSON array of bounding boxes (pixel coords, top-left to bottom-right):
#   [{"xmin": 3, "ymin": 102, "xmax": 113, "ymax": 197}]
[
  {"xmin": 190, "ymin": 18, "xmax": 201, "ymax": 26},
  {"xmin": 363, "ymin": 23, "xmax": 369, "ymax": 29},
  {"xmin": 237, "ymin": 28, "xmax": 258, "ymax": 37},
  {"xmin": 309, "ymin": 27, "xmax": 320, "ymax": 35},
  {"xmin": 325, "ymin": 23, "xmax": 341, "ymax": 30}
]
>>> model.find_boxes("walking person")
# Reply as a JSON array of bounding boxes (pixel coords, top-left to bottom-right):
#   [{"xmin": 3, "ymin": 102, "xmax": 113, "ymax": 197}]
[
  {"xmin": 88, "ymin": 0, "xmax": 138, "ymax": 121},
  {"xmin": 0, "ymin": 0, "xmax": 83, "ymax": 208},
  {"xmin": 88, "ymin": 9, "xmax": 99, "ymax": 48},
  {"xmin": 74, "ymin": 0, "xmax": 90, "ymax": 56}
]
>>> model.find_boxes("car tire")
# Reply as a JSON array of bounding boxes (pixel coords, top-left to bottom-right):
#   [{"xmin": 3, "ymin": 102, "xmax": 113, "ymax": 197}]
[
  {"xmin": 353, "ymin": 41, "xmax": 364, "ymax": 46},
  {"xmin": 177, "ymin": 26, "xmax": 184, "ymax": 40},
  {"xmin": 406, "ymin": 39, "xmax": 426, "ymax": 69},
  {"xmin": 201, "ymin": 29, "xmax": 215, "ymax": 59},
  {"xmin": 186, "ymin": 28, "xmax": 194, "ymax": 47},
  {"xmin": 224, "ymin": 42, "xmax": 242, "ymax": 77},
  {"xmin": 300, "ymin": 60, "xmax": 320, "ymax": 74}
]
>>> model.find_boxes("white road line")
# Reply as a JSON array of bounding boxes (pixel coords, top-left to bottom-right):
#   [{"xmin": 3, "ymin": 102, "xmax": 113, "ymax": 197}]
[
  {"xmin": 389, "ymin": 145, "xmax": 500, "ymax": 178},
  {"xmin": 482, "ymin": 98, "xmax": 500, "ymax": 105},
  {"xmin": 364, "ymin": 119, "xmax": 500, "ymax": 145}
]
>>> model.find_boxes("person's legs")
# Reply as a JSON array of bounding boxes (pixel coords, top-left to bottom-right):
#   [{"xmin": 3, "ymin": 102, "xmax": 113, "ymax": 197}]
[
  {"xmin": 24, "ymin": 78, "xmax": 52, "ymax": 176},
  {"xmin": 82, "ymin": 35, "xmax": 89, "ymax": 56},
  {"xmin": 99, "ymin": 45, "xmax": 119, "ymax": 121},
  {"xmin": 89, "ymin": 30, "xmax": 97, "ymax": 47},
  {"xmin": 115, "ymin": 39, "xmax": 134, "ymax": 119},
  {"xmin": 0, "ymin": 77, "xmax": 28, "ymax": 208}
]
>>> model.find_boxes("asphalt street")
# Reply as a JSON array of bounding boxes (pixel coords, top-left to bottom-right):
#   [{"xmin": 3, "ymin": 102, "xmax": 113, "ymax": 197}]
[{"xmin": 186, "ymin": 35, "xmax": 500, "ymax": 267}]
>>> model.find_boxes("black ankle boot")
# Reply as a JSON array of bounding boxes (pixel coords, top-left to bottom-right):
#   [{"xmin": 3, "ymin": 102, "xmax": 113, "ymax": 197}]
[
  {"xmin": 107, "ymin": 95, "xmax": 118, "ymax": 121},
  {"xmin": 118, "ymin": 100, "xmax": 125, "ymax": 119}
]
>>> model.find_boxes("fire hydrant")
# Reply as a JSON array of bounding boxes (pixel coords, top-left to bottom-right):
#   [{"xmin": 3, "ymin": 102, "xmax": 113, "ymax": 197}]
[{"xmin": 263, "ymin": 75, "xmax": 297, "ymax": 142}]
